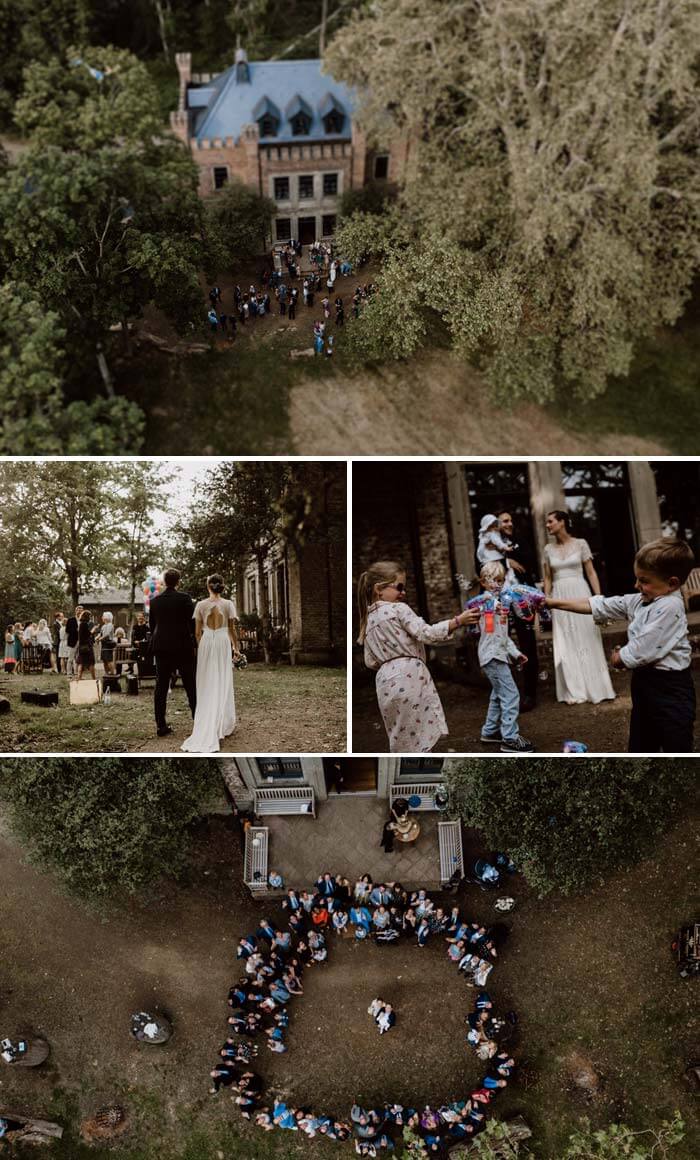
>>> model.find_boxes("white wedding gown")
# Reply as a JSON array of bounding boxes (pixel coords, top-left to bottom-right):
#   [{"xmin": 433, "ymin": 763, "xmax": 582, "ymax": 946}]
[
  {"xmin": 544, "ymin": 539, "xmax": 616, "ymax": 705},
  {"xmin": 181, "ymin": 597, "xmax": 237, "ymax": 752}
]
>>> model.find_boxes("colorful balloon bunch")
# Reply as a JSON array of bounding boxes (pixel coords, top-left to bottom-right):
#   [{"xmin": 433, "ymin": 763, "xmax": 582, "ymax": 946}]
[
  {"xmin": 142, "ymin": 576, "xmax": 163, "ymax": 613},
  {"xmin": 463, "ymin": 584, "xmax": 551, "ymax": 634}
]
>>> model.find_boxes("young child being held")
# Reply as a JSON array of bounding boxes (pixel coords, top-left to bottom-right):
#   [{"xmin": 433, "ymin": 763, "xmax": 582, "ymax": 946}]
[
  {"xmin": 546, "ymin": 538, "xmax": 695, "ymax": 752},
  {"xmin": 477, "ymin": 562, "xmax": 534, "ymax": 753}
]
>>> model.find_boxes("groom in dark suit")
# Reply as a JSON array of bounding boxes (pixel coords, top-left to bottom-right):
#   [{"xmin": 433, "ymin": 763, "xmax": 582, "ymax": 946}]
[{"xmin": 148, "ymin": 569, "xmax": 197, "ymax": 737}]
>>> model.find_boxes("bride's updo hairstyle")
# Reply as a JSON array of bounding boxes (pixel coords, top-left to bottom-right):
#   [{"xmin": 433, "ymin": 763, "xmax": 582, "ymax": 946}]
[
  {"xmin": 547, "ymin": 510, "xmax": 573, "ymax": 533},
  {"xmin": 207, "ymin": 573, "xmax": 225, "ymax": 594}
]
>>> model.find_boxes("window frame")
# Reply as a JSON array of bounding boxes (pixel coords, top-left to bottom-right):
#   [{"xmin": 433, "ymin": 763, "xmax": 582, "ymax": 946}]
[
  {"xmin": 298, "ymin": 174, "xmax": 315, "ymax": 200},
  {"xmin": 273, "ymin": 176, "xmax": 290, "ymax": 201},
  {"xmin": 213, "ymin": 166, "xmax": 229, "ymax": 190},
  {"xmin": 275, "ymin": 217, "xmax": 292, "ymax": 241},
  {"xmin": 322, "ymin": 172, "xmax": 339, "ymax": 197},
  {"xmin": 373, "ymin": 154, "xmax": 390, "ymax": 181}
]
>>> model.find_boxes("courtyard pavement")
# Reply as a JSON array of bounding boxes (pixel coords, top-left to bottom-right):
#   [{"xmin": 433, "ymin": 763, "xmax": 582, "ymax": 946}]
[{"xmin": 264, "ymin": 796, "xmax": 444, "ymax": 890}]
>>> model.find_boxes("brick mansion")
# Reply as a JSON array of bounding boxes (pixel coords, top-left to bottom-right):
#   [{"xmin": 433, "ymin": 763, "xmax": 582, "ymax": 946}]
[{"xmin": 170, "ymin": 47, "xmax": 405, "ymax": 244}]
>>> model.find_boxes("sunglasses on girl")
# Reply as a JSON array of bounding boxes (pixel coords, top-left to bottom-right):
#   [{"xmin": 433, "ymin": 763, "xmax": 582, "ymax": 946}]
[{"xmin": 382, "ymin": 582, "xmax": 406, "ymax": 593}]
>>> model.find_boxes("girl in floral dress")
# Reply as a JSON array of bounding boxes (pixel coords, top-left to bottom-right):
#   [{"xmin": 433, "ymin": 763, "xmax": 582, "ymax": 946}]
[{"xmin": 357, "ymin": 561, "xmax": 478, "ymax": 752}]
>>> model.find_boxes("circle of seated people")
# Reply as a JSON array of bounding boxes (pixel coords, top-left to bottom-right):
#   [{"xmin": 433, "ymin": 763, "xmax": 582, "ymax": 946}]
[{"xmin": 211, "ymin": 859, "xmax": 518, "ymax": 1156}]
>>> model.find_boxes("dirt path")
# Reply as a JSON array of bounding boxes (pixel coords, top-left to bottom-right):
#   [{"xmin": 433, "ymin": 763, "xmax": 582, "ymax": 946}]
[
  {"xmin": 290, "ymin": 351, "xmax": 669, "ymax": 455},
  {"xmin": 352, "ymin": 665, "xmax": 700, "ymax": 753}
]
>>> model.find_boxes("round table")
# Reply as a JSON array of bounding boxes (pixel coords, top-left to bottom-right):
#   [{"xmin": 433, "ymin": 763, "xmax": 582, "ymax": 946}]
[{"xmin": 392, "ymin": 818, "xmax": 421, "ymax": 844}]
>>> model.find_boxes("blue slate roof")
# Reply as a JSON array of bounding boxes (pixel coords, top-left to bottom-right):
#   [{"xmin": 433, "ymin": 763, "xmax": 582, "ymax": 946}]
[{"xmin": 190, "ymin": 58, "xmax": 356, "ymax": 143}]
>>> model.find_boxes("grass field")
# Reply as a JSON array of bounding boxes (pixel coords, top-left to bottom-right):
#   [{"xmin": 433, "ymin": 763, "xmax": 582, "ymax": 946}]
[
  {"xmin": 1, "ymin": 803, "xmax": 698, "ymax": 1160},
  {"xmin": 0, "ymin": 666, "xmax": 346, "ymax": 753},
  {"xmin": 117, "ymin": 271, "xmax": 700, "ymax": 455}
]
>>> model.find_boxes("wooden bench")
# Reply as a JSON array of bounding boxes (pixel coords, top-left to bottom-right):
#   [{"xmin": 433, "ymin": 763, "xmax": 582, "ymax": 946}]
[
  {"xmin": 244, "ymin": 826, "xmax": 269, "ymax": 895},
  {"xmin": 682, "ymin": 567, "xmax": 700, "ymax": 609},
  {"xmin": 254, "ymin": 786, "xmax": 316, "ymax": 817},
  {"xmin": 438, "ymin": 820, "xmax": 464, "ymax": 885},
  {"xmin": 390, "ymin": 783, "xmax": 444, "ymax": 811}
]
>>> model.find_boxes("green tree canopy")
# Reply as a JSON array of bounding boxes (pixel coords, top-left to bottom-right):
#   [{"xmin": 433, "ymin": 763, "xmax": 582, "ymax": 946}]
[
  {"xmin": 445, "ymin": 758, "xmax": 696, "ymax": 895},
  {"xmin": 0, "ymin": 45, "xmax": 207, "ymax": 446},
  {"xmin": 327, "ymin": 0, "xmax": 700, "ymax": 402},
  {"xmin": 0, "ymin": 461, "xmax": 123, "ymax": 605},
  {"xmin": 204, "ymin": 178, "xmax": 275, "ymax": 269},
  {"xmin": 0, "ymin": 757, "xmax": 220, "ymax": 897}
]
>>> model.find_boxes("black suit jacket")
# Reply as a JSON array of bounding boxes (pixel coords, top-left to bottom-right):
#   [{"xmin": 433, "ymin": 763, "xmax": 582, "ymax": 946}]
[
  {"xmin": 65, "ymin": 616, "xmax": 79, "ymax": 648},
  {"xmin": 148, "ymin": 588, "xmax": 196, "ymax": 659}
]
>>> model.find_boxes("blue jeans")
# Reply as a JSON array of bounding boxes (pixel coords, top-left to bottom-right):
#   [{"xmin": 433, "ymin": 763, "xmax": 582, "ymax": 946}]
[{"xmin": 481, "ymin": 660, "xmax": 520, "ymax": 741}]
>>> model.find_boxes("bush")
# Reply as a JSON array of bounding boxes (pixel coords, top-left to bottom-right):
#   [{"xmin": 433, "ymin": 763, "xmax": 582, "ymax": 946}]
[
  {"xmin": 445, "ymin": 758, "xmax": 696, "ymax": 896},
  {"xmin": 0, "ymin": 758, "xmax": 221, "ymax": 898}
]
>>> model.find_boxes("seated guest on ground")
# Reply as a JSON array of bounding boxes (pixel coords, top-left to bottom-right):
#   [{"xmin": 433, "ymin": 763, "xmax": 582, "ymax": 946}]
[
  {"xmin": 35, "ymin": 618, "xmax": 57, "ymax": 672},
  {"xmin": 354, "ymin": 874, "xmax": 372, "ymax": 902}
]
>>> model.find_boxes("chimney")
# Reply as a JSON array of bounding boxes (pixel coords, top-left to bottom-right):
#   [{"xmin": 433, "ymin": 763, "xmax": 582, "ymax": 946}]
[{"xmin": 235, "ymin": 46, "xmax": 250, "ymax": 84}]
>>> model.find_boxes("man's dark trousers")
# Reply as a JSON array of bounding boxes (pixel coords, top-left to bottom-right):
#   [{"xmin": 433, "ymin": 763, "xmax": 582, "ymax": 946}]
[
  {"xmin": 154, "ymin": 652, "xmax": 196, "ymax": 731},
  {"xmin": 628, "ymin": 666, "xmax": 695, "ymax": 752}
]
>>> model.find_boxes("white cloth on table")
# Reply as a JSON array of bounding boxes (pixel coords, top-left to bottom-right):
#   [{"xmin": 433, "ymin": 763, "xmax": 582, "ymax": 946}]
[
  {"xmin": 363, "ymin": 601, "xmax": 452, "ymax": 752},
  {"xmin": 182, "ymin": 597, "xmax": 237, "ymax": 753},
  {"xmin": 544, "ymin": 539, "xmax": 615, "ymax": 704}
]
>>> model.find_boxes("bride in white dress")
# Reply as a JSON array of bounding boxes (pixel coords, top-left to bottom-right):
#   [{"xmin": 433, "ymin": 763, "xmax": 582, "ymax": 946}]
[
  {"xmin": 543, "ymin": 511, "xmax": 615, "ymax": 705},
  {"xmin": 182, "ymin": 574, "xmax": 241, "ymax": 753}
]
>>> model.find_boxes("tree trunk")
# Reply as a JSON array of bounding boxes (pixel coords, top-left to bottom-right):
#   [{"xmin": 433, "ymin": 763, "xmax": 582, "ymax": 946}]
[
  {"xmin": 96, "ymin": 342, "xmax": 115, "ymax": 398},
  {"xmin": 67, "ymin": 566, "xmax": 79, "ymax": 606},
  {"xmin": 153, "ymin": 0, "xmax": 170, "ymax": 60},
  {"xmin": 256, "ymin": 549, "xmax": 271, "ymax": 663}
]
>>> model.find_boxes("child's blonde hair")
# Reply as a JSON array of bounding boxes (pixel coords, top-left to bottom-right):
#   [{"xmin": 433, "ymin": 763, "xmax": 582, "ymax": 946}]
[
  {"xmin": 635, "ymin": 537, "xmax": 695, "ymax": 585},
  {"xmin": 357, "ymin": 560, "xmax": 405, "ymax": 643},
  {"xmin": 480, "ymin": 561, "xmax": 505, "ymax": 588}
]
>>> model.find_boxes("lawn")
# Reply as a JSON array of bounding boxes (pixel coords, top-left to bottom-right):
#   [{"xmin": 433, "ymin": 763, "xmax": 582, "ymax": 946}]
[
  {"xmin": 1, "ymin": 802, "xmax": 697, "ymax": 1160},
  {"xmin": 0, "ymin": 666, "xmax": 346, "ymax": 753},
  {"xmin": 113, "ymin": 257, "xmax": 700, "ymax": 455}
]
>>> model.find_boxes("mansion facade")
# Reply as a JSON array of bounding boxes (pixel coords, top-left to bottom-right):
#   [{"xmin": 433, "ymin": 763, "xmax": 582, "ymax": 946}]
[{"xmin": 170, "ymin": 48, "xmax": 404, "ymax": 244}]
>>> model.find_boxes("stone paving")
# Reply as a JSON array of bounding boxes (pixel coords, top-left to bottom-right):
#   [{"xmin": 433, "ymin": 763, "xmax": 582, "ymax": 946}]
[{"xmin": 263, "ymin": 796, "xmax": 443, "ymax": 890}]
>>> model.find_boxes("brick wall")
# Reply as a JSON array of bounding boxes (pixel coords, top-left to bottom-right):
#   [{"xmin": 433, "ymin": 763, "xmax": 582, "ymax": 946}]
[
  {"xmin": 288, "ymin": 463, "xmax": 346, "ymax": 664},
  {"xmin": 352, "ymin": 462, "xmax": 458, "ymax": 633}
]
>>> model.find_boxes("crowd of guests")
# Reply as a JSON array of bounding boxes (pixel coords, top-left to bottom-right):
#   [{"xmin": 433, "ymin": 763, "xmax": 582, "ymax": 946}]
[
  {"xmin": 4, "ymin": 608, "xmax": 151, "ymax": 681},
  {"xmin": 212, "ymin": 867, "xmax": 517, "ymax": 1156},
  {"xmin": 204, "ymin": 238, "xmax": 376, "ymax": 357}
]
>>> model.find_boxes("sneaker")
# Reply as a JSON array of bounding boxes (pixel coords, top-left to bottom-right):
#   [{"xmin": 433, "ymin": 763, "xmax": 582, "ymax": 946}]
[
  {"xmin": 500, "ymin": 735, "xmax": 535, "ymax": 753},
  {"xmin": 480, "ymin": 730, "xmax": 502, "ymax": 744}
]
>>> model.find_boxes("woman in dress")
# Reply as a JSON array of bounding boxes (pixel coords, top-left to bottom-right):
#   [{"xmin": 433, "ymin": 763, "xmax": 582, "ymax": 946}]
[
  {"xmin": 357, "ymin": 561, "xmax": 478, "ymax": 752},
  {"xmin": 4, "ymin": 626, "xmax": 17, "ymax": 674},
  {"xmin": 182, "ymin": 574, "xmax": 241, "ymax": 753},
  {"xmin": 35, "ymin": 618, "xmax": 57, "ymax": 672},
  {"xmin": 542, "ymin": 510, "xmax": 615, "ymax": 704},
  {"xmin": 94, "ymin": 611, "xmax": 115, "ymax": 676},
  {"xmin": 75, "ymin": 610, "xmax": 96, "ymax": 681},
  {"xmin": 58, "ymin": 616, "xmax": 69, "ymax": 673}
]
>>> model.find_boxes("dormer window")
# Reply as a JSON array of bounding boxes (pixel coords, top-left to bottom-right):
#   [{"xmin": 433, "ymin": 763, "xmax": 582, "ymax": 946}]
[
  {"xmin": 318, "ymin": 92, "xmax": 346, "ymax": 137},
  {"xmin": 323, "ymin": 109, "xmax": 344, "ymax": 134},
  {"xmin": 286, "ymin": 94, "xmax": 313, "ymax": 137},
  {"xmin": 291, "ymin": 111, "xmax": 311, "ymax": 136},
  {"xmin": 253, "ymin": 95, "xmax": 281, "ymax": 139}
]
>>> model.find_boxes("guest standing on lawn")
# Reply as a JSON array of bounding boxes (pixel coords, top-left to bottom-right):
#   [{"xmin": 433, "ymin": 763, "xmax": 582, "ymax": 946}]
[{"xmin": 357, "ymin": 560, "xmax": 478, "ymax": 752}]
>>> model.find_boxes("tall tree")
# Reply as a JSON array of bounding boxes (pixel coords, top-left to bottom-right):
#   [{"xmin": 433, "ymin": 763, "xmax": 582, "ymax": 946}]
[
  {"xmin": 327, "ymin": 0, "xmax": 700, "ymax": 402},
  {"xmin": 176, "ymin": 462, "xmax": 291, "ymax": 661},
  {"xmin": 0, "ymin": 46, "xmax": 206, "ymax": 411},
  {"xmin": 113, "ymin": 461, "xmax": 174, "ymax": 620},
  {"xmin": 0, "ymin": 757, "xmax": 220, "ymax": 898},
  {"xmin": 445, "ymin": 757, "xmax": 695, "ymax": 896},
  {"xmin": 0, "ymin": 462, "xmax": 120, "ymax": 603}
]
